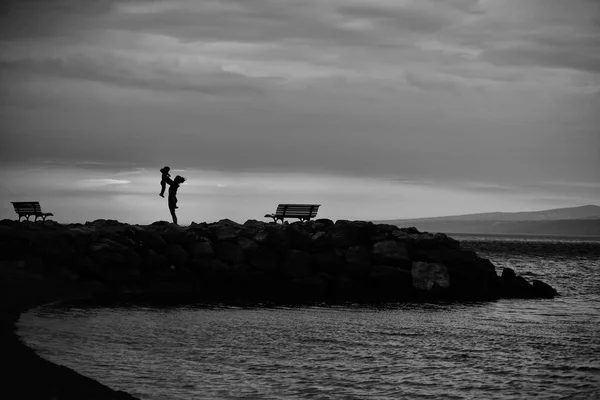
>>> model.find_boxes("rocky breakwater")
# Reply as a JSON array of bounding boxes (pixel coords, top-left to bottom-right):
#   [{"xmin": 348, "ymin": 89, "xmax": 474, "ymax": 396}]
[{"xmin": 0, "ymin": 218, "xmax": 558, "ymax": 304}]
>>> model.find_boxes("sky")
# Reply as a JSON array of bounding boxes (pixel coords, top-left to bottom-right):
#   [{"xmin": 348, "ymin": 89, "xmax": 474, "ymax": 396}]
[{"xmin": 0, "ymin": 0, "xmax": 599, "ymax": 224}]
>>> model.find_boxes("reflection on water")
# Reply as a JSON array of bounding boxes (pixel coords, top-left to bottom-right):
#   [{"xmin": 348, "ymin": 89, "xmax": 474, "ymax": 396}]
[{"xmin": 19, "ymin": 238, "xmax": 600, "ymax": 400}]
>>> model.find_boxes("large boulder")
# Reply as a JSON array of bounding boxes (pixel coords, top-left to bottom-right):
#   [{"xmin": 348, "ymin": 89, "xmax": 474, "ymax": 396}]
[
  {"xmin": 283, "ymin": 250, "xmax": 312, "ymax": 279},
  {"xmin": 331, "ymin": 220, "xmax": 362, "ymax": 248},
  {"xmin": 189, "ymin": 240, "xmax": 214, "ymax": 258},
  {"xmin": 249, "ymin": 247, "xmax": 281, "ymax": 272},
  {"xmin": 500, "ymin": 267, "xmax": 535, "ymax": 298},
  {"xmin": 369, "ymin": 265, "xmax": 413, "ymax": 300},
  {"xmin": 310, "ymin": 231, "xmax": 330, "ymax": 249},
  {"xmin": 345, "ymin": 246, "xmax": 371, "ymax": 276},
  {"xmin": 366, "ymin": 223, "xmax": 394, "ymax": 243},
  {"xmin": 532, "ymin": 280, "xmax": 559, "ymax": 298},
  {"xmin": 411, "ymin": 262, "xmax": 450, "ymax": 293},
  {"xmin": 214, "ymin": 242, "xmax": 245, "ymax": 264},
  {"xmin": 237, "ymin": 236, "xmax": 259, "ymax": 255},
  {"xmin": 210, "ymin": 219, "xmax": 243, "ymax": 241},
  {"xmin": 313, "ymin": 249, "xmax": 346, "ymax": 275},
  {"xmin": 372, "ymin": 240, "xmax": 411, "ymax": 269},
  {"xmin": 140, "ymin": 231, "xmax": 168, "ymax": 252},
  {"xmin": 286, "ymin": 225, "xmax": 312, "ymax": 250},
  {"xmin": 312, "ymin": 219, "xmax": 334, "ymax": 232},
  {"xmin": 165, "ymin": 244, "xmax": 188, "ymax": 267}
]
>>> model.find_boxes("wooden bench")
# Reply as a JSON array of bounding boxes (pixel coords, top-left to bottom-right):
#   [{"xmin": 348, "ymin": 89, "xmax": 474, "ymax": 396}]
[
  {"xmin": 11, "ymin": 201, "xmax": 54, "ymax": 222},
  {"xmin": 264, "ymin": 204, "xmax": 320, "ymax": 223}
]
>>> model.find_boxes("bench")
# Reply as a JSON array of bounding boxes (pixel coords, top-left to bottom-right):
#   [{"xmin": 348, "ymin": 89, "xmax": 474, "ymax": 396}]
[
  {"xmin": 264, "ymin": 204, "xmax": 320, "ymax": 223},
  {"xmin": 11, "ymin": 201, "xmax": 54, "ymax": 222}
]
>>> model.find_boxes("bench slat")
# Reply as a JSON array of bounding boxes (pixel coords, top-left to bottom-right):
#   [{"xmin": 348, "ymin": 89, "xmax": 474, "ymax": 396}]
[
  {"xmin": 265, "ymin": 204, "xmax": 320, "ymax": 223},
  {"xmin": 11, "ymin": 201, "xmax": 54, "ymax": 222}
]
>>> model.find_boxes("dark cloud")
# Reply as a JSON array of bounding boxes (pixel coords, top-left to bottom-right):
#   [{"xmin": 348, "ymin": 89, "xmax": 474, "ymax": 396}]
[
  {"xmin": 335, "ymin": 4, "xmax": 455, "ymax": 34},
  {"xmin": 481, "ymin": 36, "xmax": 600, "ymax": 74},
  {"xmin": 0, "ymin": 0, "xmax": 598, "ymax": 191},
  {"xmin": 0, "ymin": 54, "xmax": 267, "ymax": 95}
]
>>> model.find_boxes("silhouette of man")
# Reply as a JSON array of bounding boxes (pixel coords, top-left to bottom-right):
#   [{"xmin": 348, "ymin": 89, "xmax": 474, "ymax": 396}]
[{"xmin": 164, "ymin": 175, "xmax": 186, "ymax": 224}]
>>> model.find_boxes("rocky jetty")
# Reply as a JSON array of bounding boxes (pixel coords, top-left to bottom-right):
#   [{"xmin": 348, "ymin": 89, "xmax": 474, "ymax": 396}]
[
  {"xmin": 0, "ymin": 218, "xmax": 558, "ymax": 304},
  {"xmin": 0, "ymin": 218, "xmax": 559, "ymax": 399}
]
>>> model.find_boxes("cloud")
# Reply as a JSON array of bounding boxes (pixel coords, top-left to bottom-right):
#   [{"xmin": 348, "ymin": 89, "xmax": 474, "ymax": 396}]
[
  {"xmin": 335, "ymin": 1, "xmax": 464, "ymax": 34},
  {"xmin": 481, "ymin": 38, "xmax": 600, "ymax": 74},
  {"xmin": 0, "ymin": 53, "xmax": 267, "ymax": 95},
  {"xmin": 404, "ymin": 70, "xmax": 485, "ymax": 91},
  {"xmin": 77, "ymin": 179, "xmax": 131, "ymax": 187}
]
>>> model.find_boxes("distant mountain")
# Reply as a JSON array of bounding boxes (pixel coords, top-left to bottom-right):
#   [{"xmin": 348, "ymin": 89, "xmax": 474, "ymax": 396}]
[{"xmin": 375, "ymin": 205, "xmax": 600, "ymax": 236}]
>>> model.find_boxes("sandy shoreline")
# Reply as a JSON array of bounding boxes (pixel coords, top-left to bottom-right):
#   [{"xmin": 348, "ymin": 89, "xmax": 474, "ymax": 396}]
[{"xmin": 0, "ymin": 260, "xmax": 140, "ymax": 400}]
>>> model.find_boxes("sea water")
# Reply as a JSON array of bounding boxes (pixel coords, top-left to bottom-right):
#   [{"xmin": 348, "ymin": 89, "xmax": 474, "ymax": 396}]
[{"xmin": 18, "ymin": 235, "xmax": 600, "ymax": 399}]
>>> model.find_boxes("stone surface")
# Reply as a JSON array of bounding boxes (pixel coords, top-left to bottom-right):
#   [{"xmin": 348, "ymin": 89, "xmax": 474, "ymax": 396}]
[
  {"xmin": 411, "ymin": 261, "xmax": 450, "ymax": 292},
  {"xmin": 0, "ymin": 219, "xmax": 558, "ymax": 305},
  {"xmin": 283, "ymin": 250, "xmax": 312, "ymax": 279},
  {"xmin": 372, "ymin": 240, "xmax": 411, "ymax": 268}
]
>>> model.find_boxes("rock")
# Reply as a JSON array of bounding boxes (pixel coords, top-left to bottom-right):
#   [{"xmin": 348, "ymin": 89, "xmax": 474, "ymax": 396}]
[
  {"xmin": 345, "ymin": 246, "xmax": 371, "ymax": 276},
  {"xmin": 372, "ymin": 240, "xmax": 411, "ymax": 269},
  {"xmin": 150, "ymin": 221, "xmax": 171, "ymax": 227},
  {"xmin": 242, "ymin": 220, "xmax": 267, "ymax": 237},
  {"xmin": 85, "ymin": 219, "xmax": 123, "ymax": 227},
  {"xmin": 313, "ymin": 249, "xmax": 346, "ymax": 275},
  {"xmin": 312, "ymin": 218, "xmax": 334, "ymax": 231},
  {"xmin": 501, "ymin": 267, "xmax": 517, "ymax": 280},
  {"xmin": 391, "ymin": 230, "xmax": 410, "ymax": 241},
  {"xmin": 290, "ymin": 275, "xmax": 329, "ymax": 301},
  {"xmin": 253, "ymin": 229, "xmax": 269, "ymax": 244},
  {"xmin": 141, "ymin": 232, "xmax": 168, "ymax": 252},
  {"xmin": 416, "ymin": 247, "xmax": 478, "ymax": 268},
  {"xmin": 283, "ymin": 250, "xmax": 312, "ymax": 278},
  {"xmin": 189, "ymin": 240, "xmax": 214, "ymax": 258},
  {"xmin": 249, "ymin": 247, "xmax": 281, "ymax": 272},
  {"xmin": 369, "ymin": 266, "xmax": 413, "ymax": 300},
  {"xmin": 0, "ymin": 218, "xmax": 562, "ymax": 304},
  {"xmin": 162, "ymin": 225, "xmax": 187, "ymax": 245},
  {"xmin": 331, "ymin": 220, "xmax": 361, "ymax": 248},
  {"xmin": 211, "ymin": 219, "xmax": 243, "ymax": 240},
  {"xmin": 72, "ymin": 255, "xmax": 93, "ymax": 274},
  {"xmin": 214, "ymin": 242, "xmax": 245, "ymax": 264},
  {"xmin": 237, "ymin": 236, "xmax": 259, "ymax": 254},
  {"xmin": 532, "ymin": 280, "xmax": 559, "ymax": 298},
  {"xmin": 286, "ymin": 225, "xmax": 312, "ymax": 250},
  {"xmin": 411, "ymin": 261, "xmax": 450, "ymax": 293},
  {"xmin": 310, "ymin": 231, "xmax": 329, "ymax": 248},
  {"xmin": 400, "ymin": 226, "xmax": 420, "ymax": 235},
  {"xmin": 500, "ymin": 268, "xmax": 535, "ymax": 298},
  {"xmin": 165, "ymin": 244, "xmax": 188, "ymax": 267},
  {"xmin": 142, "ymin": 248, "xmax": 170, "ymax": 270},
  {"xmin": 367, "ymin": 223, "xmax": 394, "ymax": 242},
  {"xmin": 369, "ymin": 265, "xmax": 400, "ymax": 281},
  {"xmin": 253, "ymin": 226, "xmax": 290, "ymax": 252},
  {"xmin": 34, "ymin": 232, "xmax": 76, "ymax": 261},
  {"xmin": 125, "ymin": 250, "xmax": 143, "ymax": 271}
]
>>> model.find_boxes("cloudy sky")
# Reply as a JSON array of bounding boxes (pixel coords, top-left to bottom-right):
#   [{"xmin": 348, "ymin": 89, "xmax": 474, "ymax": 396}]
[{"xmin": 0, "ymin": 0, "xmax": 598, "ymax": 224}]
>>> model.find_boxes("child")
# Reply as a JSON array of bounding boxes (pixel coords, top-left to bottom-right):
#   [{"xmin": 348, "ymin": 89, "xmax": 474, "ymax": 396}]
[{"xmin": 159, "ymin": 166, "xmax": 171, "ymax": 197}]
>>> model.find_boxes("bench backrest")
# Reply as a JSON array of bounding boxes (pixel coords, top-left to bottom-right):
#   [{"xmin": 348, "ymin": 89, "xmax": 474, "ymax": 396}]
[
  {"xmin": 274, "ymin": 204, "xmax": 320, "ymax": 218},
  {"xmin": 12, "ymin": 201, "xmax": 42, "ymax": 213}
]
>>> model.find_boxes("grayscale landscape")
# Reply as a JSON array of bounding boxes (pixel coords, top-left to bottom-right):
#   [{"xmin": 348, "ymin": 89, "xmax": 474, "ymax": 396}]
[{"xmin": 1, "ymin": 0, "xmax": 598, "ymax": 399}]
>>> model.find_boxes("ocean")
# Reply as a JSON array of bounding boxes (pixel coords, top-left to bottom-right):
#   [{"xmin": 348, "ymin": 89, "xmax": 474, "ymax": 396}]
[{"xmin": 18, "ymin": 235, "xmax": 600, "ymax": 399}]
